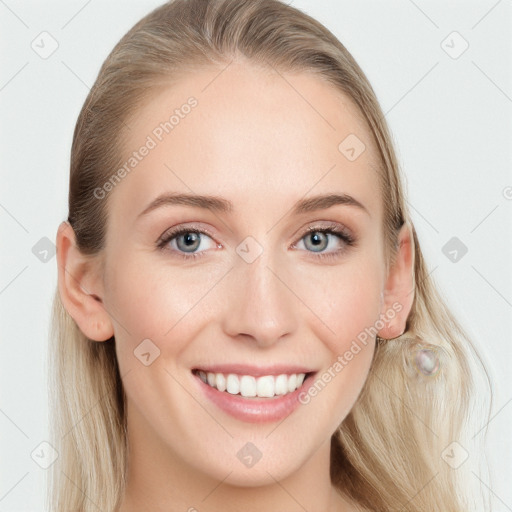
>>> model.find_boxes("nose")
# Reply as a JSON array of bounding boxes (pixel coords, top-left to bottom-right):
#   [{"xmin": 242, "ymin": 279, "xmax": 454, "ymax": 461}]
[{"xmin": 221, "ymin": 247, "xmax": 297, "ymax": 348}]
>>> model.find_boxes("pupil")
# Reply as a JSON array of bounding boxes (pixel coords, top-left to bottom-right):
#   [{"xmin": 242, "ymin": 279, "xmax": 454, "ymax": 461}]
[
  {"xmin": 179, "ymin": 232, "xmax": 200, "ymax": 251},
  {"xmin": 184, "ymin": 233, "xmax": 196, "ymax": 245},
  {"xmin": 308, "ymin": 232, "xmax": 326, "ymax": 251}
]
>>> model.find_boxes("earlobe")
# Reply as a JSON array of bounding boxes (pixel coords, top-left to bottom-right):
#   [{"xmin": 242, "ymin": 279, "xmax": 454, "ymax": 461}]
[
  {"xmin": 56, "ymin": 221, "xmax": 114, "ymax": 342},
  {"xmin": 377, "ymin": 221, "xmax": 415, "ymax": 339}
]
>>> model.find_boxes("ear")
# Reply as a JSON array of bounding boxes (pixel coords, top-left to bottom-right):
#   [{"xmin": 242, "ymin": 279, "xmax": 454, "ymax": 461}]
[
  {"xmin": 56, "ymin": 221, "xmax": 114, "ymax": 342},
  {"xmin": 377, "ymin": 221, "xmax": 415, "ymax": 339}
]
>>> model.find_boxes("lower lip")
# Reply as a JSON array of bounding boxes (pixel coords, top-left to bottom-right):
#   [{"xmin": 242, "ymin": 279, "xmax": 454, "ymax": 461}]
[{"xmin": 193, "ymin": 372, "xmax": 315, "ymax": 424}]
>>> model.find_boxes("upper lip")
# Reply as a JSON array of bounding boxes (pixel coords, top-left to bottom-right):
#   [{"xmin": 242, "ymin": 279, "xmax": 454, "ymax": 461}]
[{"xmin": 192, "ymin": 364, "xmax": 316, "ymax": 377}]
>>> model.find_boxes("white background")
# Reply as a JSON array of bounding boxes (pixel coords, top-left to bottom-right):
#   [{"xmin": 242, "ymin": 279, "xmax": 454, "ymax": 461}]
[{"xmin": 0, "ymin": 0, "xmax": 511, "ymax": 510}]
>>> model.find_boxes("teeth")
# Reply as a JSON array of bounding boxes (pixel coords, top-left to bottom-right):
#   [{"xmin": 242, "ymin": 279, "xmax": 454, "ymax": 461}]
[
  {"xmin": 287, "ymin": 373, "xmax": 297, "ymax": 392},
  {"xmin": 256, "ymin": 375, "xmax": 274, "ymax": 397},
  {"xmin": 216, "ymin": 373, "xmax": 226, "ymax": 392},
  {"xmin": 226, "ymin": 374, "xmax": 239, "ymax": 395},
  {"xmin": 198, "ymin": 371, "xmax": 307, "ymax": 398},
  {"xmin": 275, "ymin": 374, "xmax": 288, "ymax": 395},
  {"xmin": 239, "ymin": 375, "xmax": 257, "ymax": 397}
]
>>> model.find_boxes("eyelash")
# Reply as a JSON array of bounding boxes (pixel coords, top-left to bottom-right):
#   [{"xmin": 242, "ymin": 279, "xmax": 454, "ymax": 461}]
[{"xmin": 156, "ymin": 223, "xmax": 356, "ymax": 262}]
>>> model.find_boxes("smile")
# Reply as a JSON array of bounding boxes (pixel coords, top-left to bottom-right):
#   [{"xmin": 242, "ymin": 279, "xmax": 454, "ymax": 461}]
[
  {"xmin": 191, "ymin": 366, "xmax": 317, "ymax": 423},
  {"xmin": 193, "ymin": 370, "xmax": 307, "ymax": 398}
]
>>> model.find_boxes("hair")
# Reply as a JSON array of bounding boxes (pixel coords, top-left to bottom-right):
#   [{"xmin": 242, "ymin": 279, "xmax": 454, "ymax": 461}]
[{"xmin": 48, "ymin": 0, "xmax": 491, "ymax": 510}]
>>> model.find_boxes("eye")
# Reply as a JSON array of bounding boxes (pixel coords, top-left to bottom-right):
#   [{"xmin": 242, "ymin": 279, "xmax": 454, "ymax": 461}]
[
  {"xmin": 157, "ymin": 226, "xmax": 219, "ymax": 260},
  {"xmin": 157, "ymin": 222, "xmax": 357, "ymax": 262},
  {"xmin": 293, "ymin": 224, "xmax": 356, "ymax": 261}
]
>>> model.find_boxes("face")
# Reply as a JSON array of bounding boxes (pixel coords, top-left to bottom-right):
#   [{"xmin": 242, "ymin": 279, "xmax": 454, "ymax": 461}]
[{"xmin": 100, "ymin": 59, "xmax": 389, "ymax": 487}]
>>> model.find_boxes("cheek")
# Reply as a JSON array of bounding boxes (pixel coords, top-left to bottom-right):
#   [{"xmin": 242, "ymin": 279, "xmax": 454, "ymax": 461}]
[
  {"xmin": 102, "ymin": 255, "xmax": 227, "ymax": 370},
  {"xmin": 293, "ymin": 253, "xmax": 384, "ymax": 353},
  {"xmin": 292, "ymin": 255, "xmax": 382, "ymax": 422}
]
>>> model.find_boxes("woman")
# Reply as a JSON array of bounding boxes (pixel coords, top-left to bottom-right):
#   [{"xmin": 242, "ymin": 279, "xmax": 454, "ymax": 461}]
[{"xmin": 49, "ymin": 0, "xmax": 488, "ymax": 510}]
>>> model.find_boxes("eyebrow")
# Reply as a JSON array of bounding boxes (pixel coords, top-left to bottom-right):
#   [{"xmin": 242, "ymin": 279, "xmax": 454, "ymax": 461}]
[{"xmin": 137, "ymin": 192, "xmax": 370, "ymax": 219}]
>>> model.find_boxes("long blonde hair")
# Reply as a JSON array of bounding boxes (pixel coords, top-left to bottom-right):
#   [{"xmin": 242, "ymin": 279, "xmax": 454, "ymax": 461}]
[{"xmin": 48, "ymin": 1, "xmax": 490, "ymax": 510}]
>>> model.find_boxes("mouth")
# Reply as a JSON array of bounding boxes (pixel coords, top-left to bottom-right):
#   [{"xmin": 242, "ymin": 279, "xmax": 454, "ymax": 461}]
[
  {"xmin": 191, "ymin": 368, "xmax": 316, "ymax": 400},
  {"xmin": 191, "ymin": 365, "xmax": 318, "ymax": 423}
]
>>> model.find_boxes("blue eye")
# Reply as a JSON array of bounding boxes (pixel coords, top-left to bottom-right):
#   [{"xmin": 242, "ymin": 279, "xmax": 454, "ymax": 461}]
[
  {"xmin": 173, "ymin": 231, "xmax": 202, "ymax": 252},
  {"xmin": 157, "ymin": 224, "xmax": 356, "ymax": 261},
  {"xmin": 293, "ymin": 226, "xmax": 356, "ymax": 261},
  {"xmin": 301, "ymin": 230, "xmax": 345, "ymax": 252},
  {"xmin": 157, "ymin": 227, "xmax": 216, "ymax": 260}
]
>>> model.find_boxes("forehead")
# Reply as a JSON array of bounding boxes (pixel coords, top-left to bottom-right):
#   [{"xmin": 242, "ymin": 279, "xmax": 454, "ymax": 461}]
[{"xmin": 107, "ymin": 60, "xmax": 381, "ymax": 232}]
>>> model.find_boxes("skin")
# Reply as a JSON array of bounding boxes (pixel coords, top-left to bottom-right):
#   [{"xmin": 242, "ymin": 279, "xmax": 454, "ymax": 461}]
[{"xmin": 57, "ymin": 57, "xmax": 414, "ymax": 512}]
